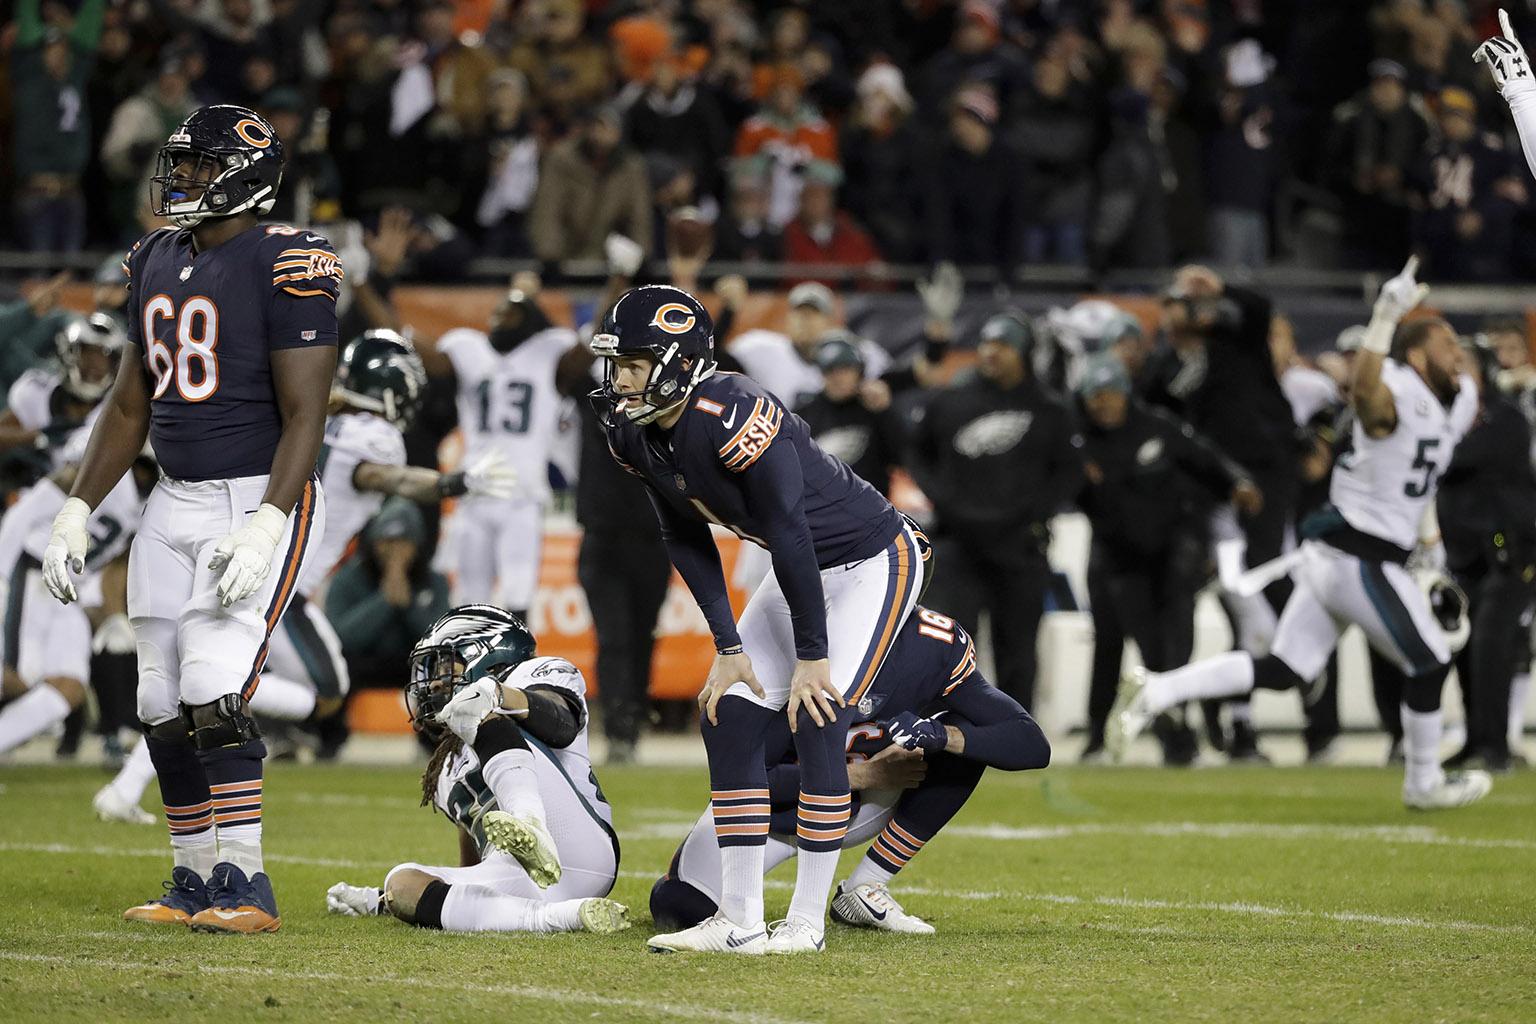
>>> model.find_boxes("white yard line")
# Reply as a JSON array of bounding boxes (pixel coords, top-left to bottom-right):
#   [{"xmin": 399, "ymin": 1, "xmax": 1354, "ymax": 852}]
[{"xmin": 0, "ymin": 951, "xmax": 821, "ymax": 1024}]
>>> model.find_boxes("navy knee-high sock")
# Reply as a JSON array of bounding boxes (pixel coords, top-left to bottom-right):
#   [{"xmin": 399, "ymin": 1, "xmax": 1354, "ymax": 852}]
[
  {"xmin": 145, "ymin": 727, "xmax": 216, "ymax": 878},
  {"xmin": 700, "ymin": 695, "xmax": 776, "ymax": 926}
]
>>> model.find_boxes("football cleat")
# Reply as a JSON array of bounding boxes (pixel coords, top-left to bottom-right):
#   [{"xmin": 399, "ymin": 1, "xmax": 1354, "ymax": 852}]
[
  {"xmin": 122, "ymin": 866, "xmax": 209, "ymax": 925},
  {"xmin": 831, "ymin": 882, "xmax": 935, "ymax": 935},
  {"xmin": 764, "ymin": 917, "xmax": 826, "ymax": 955},
  {"xmin": 577, "ymin": 898, "xmax": 632, "ymax": 934},
  {"xmin": 1403, "ymin": 770, "xmax": 1493, "ymax": 810},
  {"xmin": 93, "ymin": 784, "xmax": 156, "ymax": 825},
  {"xmin": 1105, "ymin": 667, "xmax": 1154, "ymax": 762},
  {"xmin": 483, "ymin": 811, "xmax": 562, "ymax": 889},
  {"xmin": 188, "ymin": 862, "xmax": 281, "ymax": 933},
  {"xmin": 647, "ymin": 911, "xmax": 767, "ymax": 954},
  {"xmin": 325, "ymin": 882, "xmax": 384, "ymax": 917}
]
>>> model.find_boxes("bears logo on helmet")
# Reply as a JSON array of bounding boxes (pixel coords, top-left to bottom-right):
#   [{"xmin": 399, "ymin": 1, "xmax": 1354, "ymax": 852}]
[{"xmin": 590, "ymin": 285, "xmax": 716, "ymax": 425}]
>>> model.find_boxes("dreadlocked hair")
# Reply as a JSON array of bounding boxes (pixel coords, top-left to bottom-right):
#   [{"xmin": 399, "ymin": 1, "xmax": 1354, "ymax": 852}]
[{"xmin": 420, "ymin": 733, "xmax": 464, "ymax": 809}]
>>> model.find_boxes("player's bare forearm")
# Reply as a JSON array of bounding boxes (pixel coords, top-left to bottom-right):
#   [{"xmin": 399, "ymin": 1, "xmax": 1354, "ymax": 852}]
[
  {"xmin": 265, "ymin": 345, "xmax": 338, "ymax": 513},
  {"xmin": 70, "ymin": 352, "xmax": 151, "ymax": 509},
  {"xmin": 457, "ymin": 827, "xmax": 481, "ymax": 868},
  {"xmin": 1350, "ymin": 347, "xmax": 1397, "ymax": 437},
  {"xmin": 352, "ymin": 461, "xmax": 445, "ymax": 504}
]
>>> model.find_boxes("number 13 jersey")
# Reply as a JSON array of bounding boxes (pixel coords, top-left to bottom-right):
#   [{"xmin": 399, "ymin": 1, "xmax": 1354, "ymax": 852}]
[
  {"xmin": 1330, "ymin": 360, "xmax": 1477, "ymax": 551},
  {"xmin": 437, "ymin": 326, "xmax": 575, "ymax": 504},
  {"xmin": 123, "ymin": 224, "xmax": 342, "ymax": 481}
]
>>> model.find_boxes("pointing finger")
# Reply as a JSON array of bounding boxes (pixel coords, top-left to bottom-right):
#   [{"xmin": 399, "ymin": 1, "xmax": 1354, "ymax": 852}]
[
  {"xmin": 1401, "ymin": 255, "xmax": 1420, "ymax": 279},
  {"xmin": 1502, "ymin": 8, "xmax": 1516, "ymax": 41}
]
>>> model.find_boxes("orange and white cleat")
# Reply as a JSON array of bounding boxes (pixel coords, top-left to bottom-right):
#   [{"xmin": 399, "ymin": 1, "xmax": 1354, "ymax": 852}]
[
  {"xmin": 187, "ymin": 862, "xmax": 282, "ymax": 934},
  {"xmin": 122, "ymin": 866, "xmax": 209, "ymax": 925}
]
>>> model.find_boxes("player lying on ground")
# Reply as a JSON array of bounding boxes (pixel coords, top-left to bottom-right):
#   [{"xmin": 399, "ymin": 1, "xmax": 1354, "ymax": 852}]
[
  {"xmin": 324, "ymin": 605, "xmax": 629, "ymax": 934},
  {"xmin": 92, "ymin": 330, "xmax": 514, "ymax": 824},
  {"xmin": 650, "ymin": 605, "xmax": 1050, "ymax": 936},
  {"xmin": 1108, "ymin": 259, "xmax": 1492, "ymax": 809}
]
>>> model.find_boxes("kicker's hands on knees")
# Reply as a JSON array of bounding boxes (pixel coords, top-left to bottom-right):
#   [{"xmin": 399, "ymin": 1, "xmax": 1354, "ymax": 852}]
[
  {"xmin": 787, "ymin": 657, "xmax": 842, "ymax": 732},
  {"xmin": 698, "ymin": 649, "xmax": 764, "ymax": 725}
]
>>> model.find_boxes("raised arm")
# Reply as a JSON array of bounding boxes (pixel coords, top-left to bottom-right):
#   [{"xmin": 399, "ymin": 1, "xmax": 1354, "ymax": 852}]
[
  {"xmin": 1477, "ymin": 9, "xmax": 1536, "ymax": 181},
  {"xmin": 1353, "ymin": 257, "xmax": 1430, "ymax": 439}
]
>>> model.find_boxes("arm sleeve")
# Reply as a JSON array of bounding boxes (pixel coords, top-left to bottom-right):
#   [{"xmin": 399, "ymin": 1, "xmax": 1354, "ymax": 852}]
[
  {"xmin": 941, "ymin": 679, "xmax": 1051, "ymax": 770},
  {"xmin": 647, "ymin": 488, "xmax": 741, "ymax": 652},
  {"xmin": 267, "ymin": 232, "xmax": 343, "ymax": 350},
  {"xmin": 506, "ymin": 683, "xmax": 585, "ymax": 749},
  {"xmin": 734, "ymin": 438, "xmax": 828, "ymax": 660},
  {"xmin": 1506, "ymin": 90, "xmax": 1536, "ymax": 182}
]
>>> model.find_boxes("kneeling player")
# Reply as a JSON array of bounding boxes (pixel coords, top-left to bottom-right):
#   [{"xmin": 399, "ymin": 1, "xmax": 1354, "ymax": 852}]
[
  {"xmin": 326, "ymin": 606, "xmax": 629, "ymax": 934},
  {"xmin": 650, "ymin": 606, "xmax": 1050, "ymax": 937}
]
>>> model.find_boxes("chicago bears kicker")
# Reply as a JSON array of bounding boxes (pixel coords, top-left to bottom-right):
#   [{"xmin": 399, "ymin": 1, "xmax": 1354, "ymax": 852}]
[{"xmin": 41, "ymin": 104, "xmax": 340, "ymax": 933}]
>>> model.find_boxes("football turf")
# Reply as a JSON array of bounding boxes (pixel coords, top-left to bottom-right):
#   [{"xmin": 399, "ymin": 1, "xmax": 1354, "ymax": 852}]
[{"xmin": 1, "ymin": 758, "xmax": 1532, "ymax": 1023}]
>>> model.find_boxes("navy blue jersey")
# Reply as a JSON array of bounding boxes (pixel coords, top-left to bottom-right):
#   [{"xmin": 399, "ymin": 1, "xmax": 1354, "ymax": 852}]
[
  {"xmin": 123, "ymin": 224, "xmax": 342, "ymax": 481},
  {"xmin": 849, "ymin": 606, "xmax": 978, "ymax": 751},
  {"xmin": 605, "ymin": 371, "xmax": 900, "ymax": 658}
]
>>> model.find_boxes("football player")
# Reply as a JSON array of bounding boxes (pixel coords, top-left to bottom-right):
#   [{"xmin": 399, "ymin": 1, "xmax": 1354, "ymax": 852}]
[
  {"xmin": 410, "ymin": 291, "xmax": 576, "ymax": 618},
  {"xmin": 324, "ymin": 606, "xmax": 628, "ymax": 935},
  {"xmin": 92, "ymin": 330, "xmax": 514, "ymax": 821},
  {"xmin": 0, "ymin": 314, "xmax": 124, "ymax": 463},
  {"xmin": 41, "ymin": 105, "xmax": 341, "ymax": 933},
  {"xmin": 593, "ymin": 285, "xmax": 926, "ymax": 955},
  {"xmin": 728, "ymin": 282, "xmax": 889, "ymax": 409},
  {"xmin": 1109, "ymin": 260, "xmax": 1493, "ymax": 809},
  {"xmin": 650, "ymin": 605, "xmax": 1050, "ymax": 936}
]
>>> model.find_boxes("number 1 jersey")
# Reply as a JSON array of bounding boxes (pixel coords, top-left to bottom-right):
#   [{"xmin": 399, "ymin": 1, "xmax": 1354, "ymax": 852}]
[{"xmin": 123, "ymin": 224, "xmax": 342, "ymax": 481}]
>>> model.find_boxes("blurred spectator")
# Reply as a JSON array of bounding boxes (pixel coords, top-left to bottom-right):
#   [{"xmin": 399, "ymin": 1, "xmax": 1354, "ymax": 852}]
[
  {"xmin": 1012, "ymin": 53, "xmax": 1095, "ymax": 265},
  {"xmin": 1413, "ymin": 88, "xmax": 1526, "ymax": 282},
  {"xmin": 1325, "ymin": 59, "xmax": 1434, "ymax": 269},
  {"xmin": 529, "ymin": 106, "xmax": 652, "ymax": 263},
  {"xmin": 733, "ymin": 68, "xmax": 838, "ymax": 229},
  {"xmin": 1151, "ymin": 66, "xmax": 1208, "ymax": 261},
  {"xmin": 325, "ymin": 498, "xmax": 451, "ymax": 690},
  {"xmin": 920, "ymin": 86, "xmax": 1026, "ymax": 278},
  {"xmin": 841, "ymin": 62, "xmax": 925, "ymax": 263},
  {"xmin": 469, "ymin": 69, "xmax": 541, "ymax": 258},
  {"xmin": 620, "ymin": 53, "xmax": 729, "ymax": 201},
  {"xmin": 751, "ymin": 7, "xmax": 810, "ymax": 97},
  {"xmin": 780, "ymin": 165, "xmax": 882, "ymax": 287},
  {"xmin": 0, "ymin": 273, "xmax": 72, "ymax": 401},
  {"xmin": 146, "ymin": 0, "xmax": 272, "ymax": 103},
  {"xmin": 260, "ymin": 88, "xmax": 340, "ymax": 227},
  {"xmin": 793, "ymin": 332, "xmax": 902, "ymax": 497},
  {"xmin": 1204, "ymin": 42, "xmax": 1284, "ymax": 270},
  {"xmin": 916, "ymin": 0, "xmax": 1030, "ymax": 123},
  {"xmin": 713, "ymin": 162, "xmax": 782, "ymax": 264},
  {"xmin": 508, "ymin": 0, "xmax": 612, "ymax": 129},
  {"xmin": 11, "ymin": 0, "xmax": 107, "ymax": 254},
  {"xmin": 416, "ymin": 0, "xmax": 496, "ymax": 139},
  {"xmin": 100, "ymin": 54, "xmax": 197, "ymax": 241},
  {"xmin": 698, "ymin": 5, "xmax": 758, "ymax": 127},
  {"xmin": 801, "ymin": 33, "xmax": 856, "ymax": 120},
  {"xmin": 1092, "ymin": 88, "xmax": 1171, "ymax": 270}
]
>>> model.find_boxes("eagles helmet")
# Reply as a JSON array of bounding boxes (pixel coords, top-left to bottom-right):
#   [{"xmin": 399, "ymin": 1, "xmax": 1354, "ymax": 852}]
[
  {"xmin": 1421, "ymin": 573, "xmax": 1471, "ymax": 654},
  {"xmin": 152, "ymin": 104, "xmax": 284, "ymax": 228},
  {"xmin": 405, "ymin": 605, "xmax": 537, "ymax": 732},
  {"xmin": 55, "ymin": 313, "xmax": 127, "ymax": 402},
  {"xmin": 334, "ymin": 330, "xmax": 428, "ymax": 429},
  {"xmin": 589, "ymin": 285, "xmax": 716, "ymax": 425}
]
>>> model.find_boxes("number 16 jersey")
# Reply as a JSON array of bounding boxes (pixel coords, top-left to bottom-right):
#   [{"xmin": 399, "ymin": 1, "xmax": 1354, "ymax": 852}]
[
  {"xmin": 1330, "ymin": 360, "xmax": 1477, "ymax": 551},
  {"xmin": 124, "ymin": 224, "xmax": 342, "ymax": 482},
  {"xmin": 437, "ymin": 326, "xmax": 575, "ymax": 505}
]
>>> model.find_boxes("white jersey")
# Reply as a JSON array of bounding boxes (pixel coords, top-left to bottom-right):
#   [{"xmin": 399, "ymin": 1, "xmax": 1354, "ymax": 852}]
[
  {"xmin": 432, "ymin": 656, "xmax": 613, "ymax": 851},
  {"xmin": 438, "ymin": 326, "xmax": 574, "ymax": 504},
  {"xmin": 1330, "ymin": 362, "xmax": 1477, "ymax": 551},
  {"xmin": 306, "ymin": 411, "xmax": 406, "ymax": 595},
  {"xmin": 729, "ymin": 329, "xmax": 890, "ymax": 410},
  {"xmin": 1280, "ymin": 363, "xmax": 1339, "ymax": 426},
  {"xmin": 0, "ymin": 470, "xmax": 141, "ymax": 595},
  {"xmin": 6, "ymin": 368, "xmax": 60, "ymax": 431}
]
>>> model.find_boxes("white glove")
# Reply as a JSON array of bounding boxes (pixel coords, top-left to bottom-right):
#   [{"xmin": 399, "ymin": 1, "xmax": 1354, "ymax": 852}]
[
  {"xmin": 434, "ymin": 676, "xmax": 502, "ymax": 745},
  {"xmin": 91, "ymin": 613, "xmax": 137, "ymax": 655},
  {"xmin": 604, "ymin": 232, "xmax": 645, "ymax": 278},
  {"xmin": 326, "ymin": 882, "xmax": 383, "ymax": 916},
  {"xmin": 208, "ymin": 503, "xmax": 289, "ymax": 608},
  {"xmin": 1362, "ymin": 256, "xmax": 1430, "ymax": 354},
  {"xmin": 1475, "ymin": 10, "xmax": 1536, "ymax": 100},
  {"xmin": 464, "ymin": 451, "xmax": 518, "ymax": 500},
  {"xmin": 916, "ymin": 261, "xmax": 964, "ymax": 328},
  {"xmin": 41, "ymin": 497, "xmax": 91, "ymax": 604}
]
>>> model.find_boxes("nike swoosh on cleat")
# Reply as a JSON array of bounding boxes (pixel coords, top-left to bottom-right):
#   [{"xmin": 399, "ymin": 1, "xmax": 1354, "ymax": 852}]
[
  {"xmin": 725, "ymin": 929, "xmax": 765, "ymax": 948},
  {"xmin": 211, "ymin": 909, "xmax": 246, "ymax": 920},
  {"xmin": 721, "ymin": 407, "xmax": 738, "ymax": 429},
  {"xmin": 857, "ymin": 897, "xmax": 888, "ymax": 921}
]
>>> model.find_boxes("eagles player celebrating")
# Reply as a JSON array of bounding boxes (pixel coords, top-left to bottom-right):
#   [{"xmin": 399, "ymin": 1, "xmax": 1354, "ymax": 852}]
[
  {"xmin": 41, "ymin": 105, "xmax": 340, "ymax": 932},
  {"xmin": 324, "ymin": 606, "xmax": 628, "ymax": 935},
  {"xmin": 1109, "ymin": 259, "xmax": 1492, "ymax": 809},
  {"xmin": 594, "ymin": 286, "xmax": 926, "ymax": 955}
]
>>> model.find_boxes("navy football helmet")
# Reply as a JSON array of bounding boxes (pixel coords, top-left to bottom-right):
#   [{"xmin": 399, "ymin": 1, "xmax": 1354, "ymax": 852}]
[
  {"xmin": 405, "ymin": 605, "xmax": 537, "ymax": 732},
  {"xmin": 590, "ymin": 285, "xmax": 716, "ymax": 425},
  {"xmin": 152, "ymin": 105, "xmax": 284, "ymax": 227},
  {"xmin": 334, "ymin": 330, "xmax": 428, "ymax": 429}
]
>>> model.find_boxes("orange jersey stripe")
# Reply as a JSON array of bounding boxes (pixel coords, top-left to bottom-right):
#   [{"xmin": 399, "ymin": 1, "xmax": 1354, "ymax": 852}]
[
  {"xmin": 711, "ymin": 789, "xmax": 770, "ymax": 800},
  {"xmin": 797, "ymin": 808, "xmax": 850, "ymax": 823},
  {"xmin": 711, "ymin": 805, "xmax": 770, "ymax": 818},
  {"xmin": 798, "ymin": 792, "xmax": 850, "ymax": 806},
  {"xmin": 851, "ymin": 536, "xmax": 912, "ymax": 703},
  {"xmin": 281, "ymin": 286, "xmax": 337, "ymax": 300}
]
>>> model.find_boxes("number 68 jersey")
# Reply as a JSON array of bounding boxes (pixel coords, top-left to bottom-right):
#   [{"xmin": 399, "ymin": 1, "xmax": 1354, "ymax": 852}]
[
  {"xmin": 123, "ymin": 224, "xmax": 342, "ymax": 482},
  {"xmin": 1330, "ymin": 360, "xmax": 1477, "ymax": 551}
]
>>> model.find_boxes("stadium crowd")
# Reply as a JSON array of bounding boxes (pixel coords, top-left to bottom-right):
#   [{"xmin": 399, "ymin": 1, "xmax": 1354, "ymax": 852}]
[{"xmin": 5, "ymin": 0, "xmax": 1536, "ymax": 279}]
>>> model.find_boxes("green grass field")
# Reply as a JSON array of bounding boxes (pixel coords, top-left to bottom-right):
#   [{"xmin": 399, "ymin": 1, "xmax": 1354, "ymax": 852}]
[{"xmin": 1, "ymin": 759, "xmax": 1533, "ymax": 1023}]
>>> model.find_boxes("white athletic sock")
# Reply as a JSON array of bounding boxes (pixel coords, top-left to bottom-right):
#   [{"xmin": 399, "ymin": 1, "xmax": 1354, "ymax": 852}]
[
  {"xmin": 438, "ymin": 883, "xmax": 581, "ymax": 933},
  {"xmin": 1401, "ymin": 705, "xmax": 1445, "ymax": 793},
  {"xmin": 108, "ymin": 738, "xmax": 158, "ymax": 805},
  {"xmin": 217, "ymin": 823, "xmax": 264, "ymax": 876},
  {"xmin": 481, "ymin": 748, "xmax": 548, "ymax": 823},
  {"xmin": 247, "ymin": 674, "xmax": 317, "ymax": 721},
  {"xmin": 0, "ymin": 684, "xmax": 72, "ymax": 755},
  {"xmin": 1146, "ymin": 652, "xmax": 1255, "ymax": 715},
  {"xmin": 718, "ymin": 844, "xmax": 765, "ymax": 927},
  {"xmin": 170, "ymin": 832, "xmax": 219, "ymax": 879},
  {"xmin": 1510, "ymin": 673, "xmax": 1530, "ymax": 751},
  {"xmin": 785, "ymin": 849, "xmax": 838, "ymax": 929},
  {"xmin": 846, "ymin": 856, "xmax": 897, "ymax": 890}
]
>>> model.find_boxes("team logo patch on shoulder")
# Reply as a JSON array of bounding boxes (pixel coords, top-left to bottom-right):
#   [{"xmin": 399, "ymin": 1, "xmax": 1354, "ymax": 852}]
[
  {"xmin": 650, "ymin": 302, "xmax": 697, "ymax": 335},
  {"xmin": 273, "ymin": 246, "xmax": 344, "ymax": 299},
  {"xmin": 718, "ymin": 398, "xmax": 783, "ymax": 471},
  {"xmin": 694, "ymin": 397, "xmax": 725, "ymax": 417}
]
